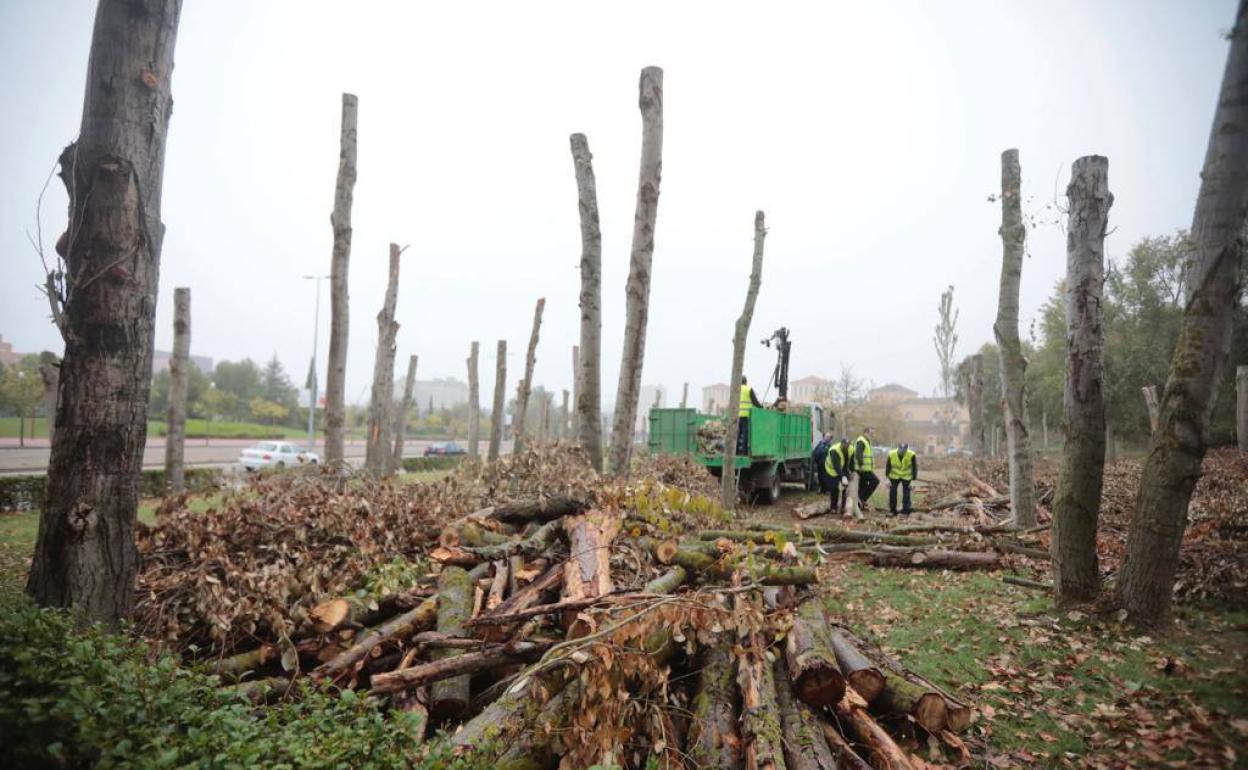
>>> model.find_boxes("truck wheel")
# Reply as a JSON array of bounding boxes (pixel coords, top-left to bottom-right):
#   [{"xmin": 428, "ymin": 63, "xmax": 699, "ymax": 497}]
[
  {"xmin": 750, "ymin": 463, "xmax": 781, "ymax": 505},
  {"xmin": 765, "ymin": 470, "xmax": 781, "ymax": 504}
]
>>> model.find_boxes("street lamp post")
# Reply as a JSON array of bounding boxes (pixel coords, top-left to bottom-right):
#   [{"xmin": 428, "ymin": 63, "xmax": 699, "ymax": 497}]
[{"xmin": 304, "ymin": 274, "xmax": 329, "ymax": 448}]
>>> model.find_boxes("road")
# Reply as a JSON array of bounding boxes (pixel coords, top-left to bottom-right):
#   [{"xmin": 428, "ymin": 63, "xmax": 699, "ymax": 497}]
[{"xmin": 0, "ymin": 437, "xmax": 509, "ymax": 475}]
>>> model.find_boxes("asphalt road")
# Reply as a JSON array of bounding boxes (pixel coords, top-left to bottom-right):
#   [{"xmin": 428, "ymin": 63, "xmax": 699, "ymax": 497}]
[{"xmin": 0, "ymin": 438, "xmax": 508, "ymax": 475}]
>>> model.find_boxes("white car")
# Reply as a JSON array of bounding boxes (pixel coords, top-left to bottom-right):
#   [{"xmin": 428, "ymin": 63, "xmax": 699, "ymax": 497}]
[{"xmin": 239, "ymin": 441, "xmax": 319, "ymax": 471}]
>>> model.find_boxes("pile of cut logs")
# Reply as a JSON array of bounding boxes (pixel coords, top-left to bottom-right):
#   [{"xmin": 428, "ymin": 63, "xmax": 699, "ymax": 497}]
[{"xmin": 209, "ymin": 497, "xmax": 978, "ymax": 769}]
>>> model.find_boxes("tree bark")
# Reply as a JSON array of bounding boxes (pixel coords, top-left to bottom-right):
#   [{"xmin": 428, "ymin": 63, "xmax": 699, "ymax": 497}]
[
  {"xmin": 867, "ymin": 547, "xmax": 1001, "ymax": 570},
  {"xmin": 465, "ymin": 342, "xmax": 480, "ymax": 459},
  {"xmin": 681, "ymin": 382, "xmax": 689, "ymax": 409},
  {"xmin": 559, "ymin": 389, "xmax": 569, "ymax": 441},
  {"xmin": 876, "ymin": 672, "xmax": 948, "ymax": 733},
  {"xmin": 774, "ymin": 657, "xmax": 839, "ymax": 770},
  {"xmin": 784, "ymin": 599, "xmax": 846, "ymax": 709},
  {"xmin": 429, "ymin": 566, "xmax": 474, "ymax": 722},
  {"xmin": 26, "ymin": 0, "xmax": 182, "ymax": 625},
  {"xmin": 162, "ymin": 288, "xmax": 191, "ymax": 492},
  {"xmin": 570, "ymin": 134, "xmax": 604, "ymax": 473},
  {"xmin": 562, "ymin": 510, "xmax": 620, "ymax": 634},
  {"xmin": 512, "ymin": 297, "xmax": 545, "ymax": 453},
  {"xmin": 570, "ymin": 344, "xmax": 582, "ymax": 444},
  {"xmin": 608, "ymin": 66, "xmax": 664, "ymax": 478},
  {"xmin": 832, "ymin": 687, "xmax": 913, "ymax": 770},
  {"xmin": 1052, "ymin": 155, "xmax": 1112, "ymax": 603},
  {"xmin": 1143, "ymin": 385, "xmax": 1161, "ymax": 436},
  {"xmin": 723, "ymin": 211, "xmax": 768, "ymax": 507},
  {"xmin": 391, "ymin": 354, "xmax": 417, "ymax": 473},
  {"xmin": 968, "ymin": 353, "xmax": 985, "ymax": 457},
  {"xmin": 365, "ymin": 244, "xmax": 402, "ymax": 476},
  {"xmin": 488, "ymin": 340, "xmax": 506, "ymax": 462},
  {"xmin": 687, "ymin": 643, "xmax": 744, "ymax": 770},
  {"xmin": 737, "ymin": 648, "xmax": 785, "ymax": 770},
  {"xmin": 369, "ymin": 639, "xmax": 549, "ymax": 696},
  {"xmin": 323, "ymin": 93, "xmax": 358, "ymax": 468},
  {"xmin": 1239, "ymin": 367, "xmax": 1248, "ymax": 452},
  {"xmin": 37, "ymin": 352, "xmax": 60, "ymax": 446},
  {"xmin": 828, "ymin": 629, "xmax": 886, "ymax": 704},
  {"xmin": 993, "ymin": 148, "xmax": 1037, "ymax": 527},
  {"xmin": 1119, "ymin": 2, "xmax": 1248, "ymax": 626}
]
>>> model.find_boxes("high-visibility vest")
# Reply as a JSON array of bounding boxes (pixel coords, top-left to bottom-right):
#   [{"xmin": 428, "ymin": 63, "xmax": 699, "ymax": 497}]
[
  {"xmin": 825, "ymin": 443, "xmax": 847, "ymax": 477},
  {"xmin": 887, "ymin": 448, "xmax": 916, "ymax": 480},
  {"xmin": 854, "ymin": 435, "xmax": 874, "ymax": 472},
  {"xmin": 739, "ymin": 385, "xmax": 754, "ymax": 418}
]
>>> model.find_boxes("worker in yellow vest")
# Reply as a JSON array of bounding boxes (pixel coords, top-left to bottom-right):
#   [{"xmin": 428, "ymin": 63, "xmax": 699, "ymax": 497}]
[
  {"xmin": 885, "ymin": 442, "xmax": 918, "ymax": 515},
  {"xmin": 735, "ymin": 376, "xmax": 764, "ymax": 454},
  {"xmin": 852, "ymin": 427, "xmax": 879, "ymax": 510},
  {"xmin": 824, "ymin": 437, "xmax": 851, "ymax": 512}
]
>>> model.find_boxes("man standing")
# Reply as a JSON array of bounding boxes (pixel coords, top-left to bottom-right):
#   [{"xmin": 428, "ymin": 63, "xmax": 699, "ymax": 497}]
[
  {"xmin": 811, "ymin": 432, "xmax": 832, "ymax": 492},
  {"xmin": 885, "ymin": 442, "xmax": 918, "ymax": 515},
  {"xmin": 853, "ymin": 427, "xmax": 879, "ymax": 510},
  {"xmin": 825, "ymin": 436, "xmax": 851, "ymax": 512},
  {"xmin": 736, "ymin": 375, "xmax": 764, "ymax": 454}
]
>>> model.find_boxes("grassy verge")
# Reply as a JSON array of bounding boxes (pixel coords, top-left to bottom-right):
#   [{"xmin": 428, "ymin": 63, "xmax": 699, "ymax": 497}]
[{"xmin": 825, "ymin": 564, "xmax": 1248, "ymax": 767}]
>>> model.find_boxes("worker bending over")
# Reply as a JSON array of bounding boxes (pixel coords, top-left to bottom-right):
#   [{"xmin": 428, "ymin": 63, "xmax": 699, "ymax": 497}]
[
  {"xmin": 811, "ymin": 433, "xmax": 832, "ymax": 492},
  {"xmin": 885, "ymin": 442, "xmax": 918, "ymax": 515},
  {"xmin": 736, "ymin": 376, "xmax": 764, "ymax": 454},
  {"xmin": 853, "ymin": 427, "xmax": 879, "ymax": 510},
  {"xmin": 824, "ymin": 437, "xmax": 851, "ymax": 512}
]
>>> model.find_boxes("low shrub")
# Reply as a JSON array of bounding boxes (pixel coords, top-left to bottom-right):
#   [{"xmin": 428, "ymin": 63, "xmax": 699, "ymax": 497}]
[
  {"xmin": 0, "ymin": 467, "xmax": 222, "ymax": 511},
  {"xmin": 400, "ymin": 455, "xmax": 465, "ymax": 473}
]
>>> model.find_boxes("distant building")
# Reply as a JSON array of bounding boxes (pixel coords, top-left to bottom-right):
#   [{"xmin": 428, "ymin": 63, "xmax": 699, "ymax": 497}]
[
  {"xmin": 414, "ymin": 378, "xmax": 468, "ymax": 410},
  {"xmin": 152, "ymin": 349, "xmax": 213, "ymax": 375},
  {"xmin": 790, "ymin": 375, "xmax": 833, "ymax": 404},
  {"xmin": 701, "ymin": 383, "xmax": 730, "ymax": 414},
  {"xmin": 0, "ymin": 335, "xmax": 21, "ymax": 366},
  {"xmin": 867, "ymin": 383, "xmax": 968, "ymax": 454}
]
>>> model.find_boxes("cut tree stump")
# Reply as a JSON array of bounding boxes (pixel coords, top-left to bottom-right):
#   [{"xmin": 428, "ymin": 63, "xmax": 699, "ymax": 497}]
[
  {"xmin": 833, "ymin": 686, "xmax": 914, "ymax": 770},
  {"xmin": 785, "ymin": 600, "xmax": 846, "ymax": 709},
  {"xmin": 828, "ymin": 628, "xmax": 886, "ymax": 704}
]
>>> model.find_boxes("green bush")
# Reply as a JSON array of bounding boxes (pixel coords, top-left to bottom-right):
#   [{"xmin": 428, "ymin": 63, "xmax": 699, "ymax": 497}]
[
  {"xmin": 400, "ymin": 455, "xmax": 465, "ymax": 473},
  {"xmin": 0, "ymin": 468, "xmax": 222, "ymax": 511},
  {"xmin": 0, "ymin": 608, "xmax": 486, "ymax": 769}
]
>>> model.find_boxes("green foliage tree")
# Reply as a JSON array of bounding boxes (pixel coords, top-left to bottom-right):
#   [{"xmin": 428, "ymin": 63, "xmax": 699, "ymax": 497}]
[
  {"xmin": 150, "ymin": 364, "xmax": 210, "ymax": 418},
  {"xmin": 212, "ymin": 359, "xmax": 262, "ymax": 418},
  {"xmin": 0, "ymin": 356, "xmax": 45, "ymax": 443},
  {"xmin": 249, "ymin": 397, "xmax": 288, "ymax": 426}
]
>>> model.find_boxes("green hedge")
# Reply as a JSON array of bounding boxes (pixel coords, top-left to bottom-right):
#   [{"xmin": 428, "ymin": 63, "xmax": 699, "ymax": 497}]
[
  {"xmin": 0, "ymin": 608, "xmax": 486, "ymax": 770},
  {"xmin": 400, "ymin": 455, "xmax": 466, "ymax": 473},
  {"xmin": 0, "ymin": 467, "xmax": 223, "ymax": 512}
]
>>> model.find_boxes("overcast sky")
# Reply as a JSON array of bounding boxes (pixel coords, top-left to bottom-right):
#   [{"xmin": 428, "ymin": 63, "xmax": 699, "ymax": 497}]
[{"xmin": 0, "ymin": 0, "xmax": 1236, "ymax": 408}]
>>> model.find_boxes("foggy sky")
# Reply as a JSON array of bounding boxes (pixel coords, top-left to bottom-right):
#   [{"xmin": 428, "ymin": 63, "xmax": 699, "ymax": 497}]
[{"xmin": 0, "ymin": 0, "xmax": 1236, "ymax": 409}]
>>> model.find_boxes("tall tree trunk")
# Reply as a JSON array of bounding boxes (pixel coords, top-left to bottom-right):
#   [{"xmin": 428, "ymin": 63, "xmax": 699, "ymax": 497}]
[
  {"xmin": 722, "ymin": 212, "xmax": 767, "ymax": 508},
  {"xmin": 488, "ymin": 340, "xmax": 506, "ymax": 462},
  {"xmin": 993, "ymin": 148, "xmax": 1037, "ymax": 527},
  {"xmin": 570, "ymin": 345, "xmax": 581, "ymax": 443},
  {"xmin": 38, "ymin": 352, "xmax": 60, "ymax": 446},
  {"xmin": 968, "ymin": 353, "xmax": 985, "ymax": 457},
  {"xmin": 323, "ymin": 93, "xmax": 358, "ymax": 468},
  {"xmin": 391, "ymin": 354, "xmax": 417, "ymax": 473},
  {"xmin": 1105, "ymin": 421, "xmax": 1117, "ymax": 464},
  {"xmin": 1119, "ymin": 2, "xmax": 1248, "ymax": 626},
  {"xmin": 365, "ymin": 244, "xmax": 402, "ymax": 476},
  {"xmin": 570, "ymin": 133, "xmax": 604, "ymax": 472},
  {"xmin": 513, "ymin": 298, "xmax": 545, "ymax": 453},
  {"xmin": 560, "ymin": 389, "xmax": 569, "ymax": 441},
  {"xmin": 1042, "ymin": 408, "xmax": 1050, "ymax": 452},
  {"xmin": 609, "ymin": 66, "xmax": 664, "ymax": 478},
  {"xmin": 1052, "ymin": 155, "xmax": 1112, "ymax": 603},
  {"xmin": 1142, "ymin": 385, "xmax": 1161, "ymax": 436},
  {"xmin": 1238, "ymin": 367, "xmax": 1248, "ymax": 452},
  {"xmin": 467, "ymin": 342, "xmax": 481, "ymax": 458},
  {"xmin": 164, "ymin": 287, "xmax": 190, "ymax": 493},
  {"xmin": 26, "ymin": 0, "xmax": 182, "ymax": 625},
  {"xmin": 680, "ymin": 382, "xmax": 688, "ymax": 409}
]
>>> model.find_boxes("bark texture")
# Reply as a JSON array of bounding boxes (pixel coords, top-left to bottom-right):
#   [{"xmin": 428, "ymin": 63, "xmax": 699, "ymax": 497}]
[
  {"xmin": 1119, "ymin": 3, "xmax": 1248, "ymax": 626},
  {"xmin": 571, "ymin": 133, "xmax": 604, "ymax": 472},
  {"xmin": 488, "ymin": 340, "xmax": 506, "ymax": 462},
  {"xmin": 164, "ymin": 287, "xmax": 190, "ymax": 492},
  {"xmin": 1052, "ymin": 156, "xmax": 1112, "ymax": 602},
  {"xmin": 993, "ymin": 148, "xmax": 1037, "ymax": 527},
  {"xmin": 570, "ymin": 344, "xmax": 581, "ymax": 444},
  {"xmin": 722, "ymin": 211, "xmax": 767, "ymax": 507},
  {"xmin": 1237, "ymin": 367, "xmax": 1247, "ymax": 452},
  {"xmin": 365, "ymin": 244, "xmax": 401, "ymax": 476},
  {"xmin": 429, "ymin": 566, "xmax": 473, "ymax": 722},
  {"xmin": 968, "ymin": 353, "xmax": 985, "ymax": 457},
  {"xmin": 467, "ymin": 342, "xmax": 481, "ymax": 458},
  {"xmin": 513, "ymin": 297, "xmax": 545, "ymax": 452},
  {"xmin": 391, "ymin": 354, "xmax": 417, "ymax": 473},
  {"xmin": 774, "ymin": 658, "xmax": 839, "ymax": 770},
  {"xmin": 608, "ymin": 66, "xmax": 664, "ymax": 477},
  {"xmin": 687, "ymin": 644, "xmax": 744, "ymax": 770},
  {"xmin": 323, "ymin": 93, "xmax": 358, "ymax": 467},
  {"xmin": 27, "ymin": 0, "xmax": 182, "ymax": 624},
  {"xmin": 1143, "ymin": 385, "xmax": 1161, "ymax": 436}
]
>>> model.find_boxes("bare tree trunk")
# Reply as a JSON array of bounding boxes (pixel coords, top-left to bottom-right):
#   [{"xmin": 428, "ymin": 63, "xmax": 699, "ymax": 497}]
[
  {"xmin": 570, "ymin": 345, "xmax": 581, "ymax": 443},
  {"xmin": 165, "ymin": 287, "xmax": 191, "ymax": 493},
  {"xmin": 1052, "ymin": 155, "xmax": 1112, "ymax": 603},
  {"xmin": 27, "ymin": 0, "xmax": 182, "ymax": 625},
  {"xmin": 38, "ymin": 352, "xmax": 60, "ymax": 446},
  {"xmin": 993, "ymin": 148, "xmax": 1037, "ymax": 527},
  {"xmin": 1119, "ymin": 3, "xmax": 1248, "ymax": 626},
  {"xmin": 488, "ymin": 340, "xmax": 506, "ymax": 462},
  {"xmin": 1142, "ymin": 385, "xmax": 1160, "ymax": 436},
  {"xmin": 609, "ymin": 66, "xmax": 664, "ymax": 478},
  {"xmin": 1042, "ymin": 408, "xmax": 1050, "ymax": 452},
  {"xmin": 1239, "ymin": 367, "xmax": 1248, "ymax": 452},
  {"xmin": 722, "ymin": 212, "xmax": 767, "ymax": 508},
  {"xmin": 467, "ymin": 342, "xmax": 481, "ymax": 458},
  {"xmin": 1105, "ymin": 421, "xmax": 1118, "ymax": 464},
  {"xmin": 968, "ymin": 353, "xmax": 985, "ymax": 457},
  {"xmin": 323, "ymin": 93, "xmax": 358, "ymax": 468},
  {"xmin": 560, "ymin": 389, "xmax": 569, "ymax": 441},
  {"xmin": 365, "ymin": 244, "xmax": 402, "ymax": 476},
  {"xmin": 570, "ymin": 133, "xmax": 604, "ymax": 472},
  {"xmin": 681, "ymin": 382, "xmax": 688, "ymax": 409},
  {"xmin": 391, "ymin": 354, "xmax": 417, "ymax": 473},
  {"xmin": 512, "ymin": 298, "xmax": 545, "ymax": 453}
]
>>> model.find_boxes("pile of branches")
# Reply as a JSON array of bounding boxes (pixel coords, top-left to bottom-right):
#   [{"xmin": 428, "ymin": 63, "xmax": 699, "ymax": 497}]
[{"xmin": 206, "ymin": 496, "xmax": 978, "ymax": 769}]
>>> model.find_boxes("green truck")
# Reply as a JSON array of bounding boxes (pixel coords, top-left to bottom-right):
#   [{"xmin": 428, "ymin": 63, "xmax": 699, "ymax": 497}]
[{"xmin": 648, "ymin": 403, "xmax": 826, "ymax": 503}]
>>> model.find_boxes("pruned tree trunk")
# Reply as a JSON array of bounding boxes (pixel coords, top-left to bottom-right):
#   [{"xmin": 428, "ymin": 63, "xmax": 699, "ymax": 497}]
[
  {"xmin": 570, "ymin": 344, "xmax": 582, "ymax": 443},
  {"xmin": 681, "ymin": 382, "xmax": 688, "ymax": 409},
  {"xmin": 1042, "ymin": 408, "xmax": 1050, "ymax": 452},
  {"xmin": 570, "ymin": 135, "xmax": 603, "ymax": 473},
  {"xmin": 993, "ymin": 148, "xmax": 1037, "ymax": 527},
  {"xmin": 38, "ymin": 352, "xmax": 60, "ymax": 446},
  {"xmin": 1143, "ymin": 385, "xmax": 1161, "ymax": 436},
  {"xmin": 559, "ymin": 389, "xmax": 569, "ymax": 441},
  {"xmin": 391, "ymin": 354, "xmax": 417, "ymax": 473},
  {"xmin": 488, "ymin": 340, "xmax": 506, "ymax": 462},
  {"xmin": 26, "ymin": 0, "xmax": 182, "ymax": 625},
  {"xmin": 1052, "ymin": 155, "xmax": 1112, "ymax": 603},
  {"xmin": 323, "ymin": 93, "xmax": 358, "ymax": 468},
  {"xmin": 513, "ymin": 297, "xmax": 545, "ymax": 453},
  {"xmin": 467, "ymin": 342, "xmax": 480, "ymax": 458},
  {"xmin": 365, "ymin": 244, "xmax": 402, "ymax": 476},
  {"xmin": 722, "ymin": 211, "xmax": 767, "ymax": 508},
  {"xmin": 1119, "ymin": 2, "xmax": 1248, "ymax": 626},
  {"xmin": 165, "ymin": 287, "xmax": 190, "ymax": 493},
  {"xmin": 608, "ymin": 66, "xmax": 664, "ymax": 478},
  {"xmin": 1238, "ymin": 367, "xmax": 1248, "ymax": 452}
]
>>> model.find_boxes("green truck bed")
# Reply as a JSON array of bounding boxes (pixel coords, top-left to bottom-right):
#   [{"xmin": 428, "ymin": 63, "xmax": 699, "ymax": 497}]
[{"xmin": 648, "ymin": 406, "xmax": 813, "ymax": 469}]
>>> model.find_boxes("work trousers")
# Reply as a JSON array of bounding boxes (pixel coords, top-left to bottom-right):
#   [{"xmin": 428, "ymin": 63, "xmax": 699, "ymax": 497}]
[
  {"xmin": 858, "ymin": 471, "xmax": 880, "ymax": 504},
  {"xmin": 736, "ymin": 417, "xmax": 749, "ymax": 454},
  {"xmin": 889, "ymin": 479, "xmax": 913, "ymax": 514},
  {"xmin": 829, "ymin": 477, "xmax": 846, "ymax": 511}
]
